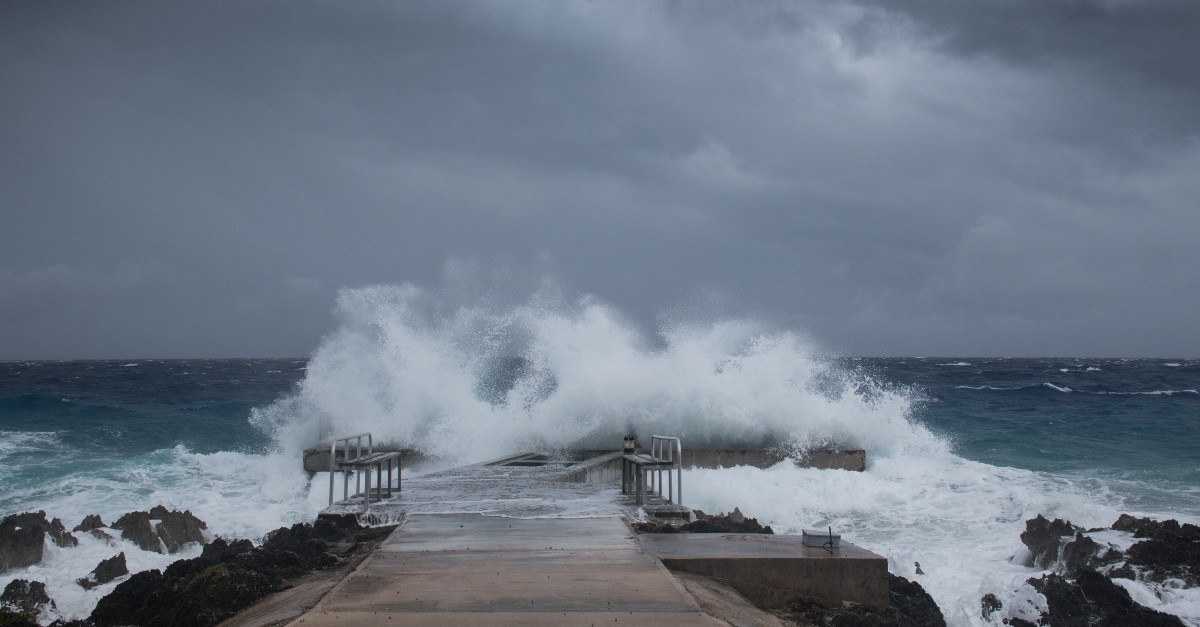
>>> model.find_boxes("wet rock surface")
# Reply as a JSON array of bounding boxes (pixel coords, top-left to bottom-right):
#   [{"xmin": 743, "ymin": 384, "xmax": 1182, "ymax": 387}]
[
  {"xmin": 110, "ymin": 506, "xmax": 207, "ymax": 554},
  {"xmin": 1030, "ymin": 571, "xmax": 1183, "ymax": 627},
  {"xmin": 89, "ymin": 518, "xmax": 395, "ymax": 627},
  {"xmin": 1019, "ymin": 514, "xmax": 1080, "ymax": 569},
  {"xmin": 1, "ymin": 512, "xmax": 77, "ymax": 573},
  {"xmin": 71, "ymin": 516, "xmax": 105, "ymax": 534},
  {"xmin": 77, "ymin": 553, "xmax": 128, "ymax": 590},
  {"xmin": 783, "ymin": 573, "xmax": 945, "ymax": 627},
  {"xmin": 632, "ymin": 507, "xmax": 774, "ymax": 534},
  {"xmin": 1, "ymin": 579, "xmax": 55, "ymax": 620},
  {"xmin": 992, "ymin": 513, "xmax": 1199, "ymax": 626}
]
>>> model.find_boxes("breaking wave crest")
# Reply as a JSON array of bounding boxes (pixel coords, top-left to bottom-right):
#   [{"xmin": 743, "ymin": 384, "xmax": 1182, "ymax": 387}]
[{"xmin": 252, "ymin": 283, "xmax": 942, "ymax": 465}]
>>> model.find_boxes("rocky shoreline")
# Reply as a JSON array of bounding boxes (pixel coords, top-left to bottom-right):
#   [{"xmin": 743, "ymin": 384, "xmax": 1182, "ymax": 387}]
[
  {"xmin": 981, "ymin": 513, "xmax": 1199, "ymax": 626},
  {"xmin": 5, "ymin": 506, "xmax": 1198, "ymax": 626},
  {"xmin": 0, "ymin": 508, "xmax": 394, "ymax": 627}
]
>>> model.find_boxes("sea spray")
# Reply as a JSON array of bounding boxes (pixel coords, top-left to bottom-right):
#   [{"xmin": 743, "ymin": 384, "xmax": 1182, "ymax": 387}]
[{"xmin": 250, "ymin": 283, "xmax": 929, "ymax": 465}]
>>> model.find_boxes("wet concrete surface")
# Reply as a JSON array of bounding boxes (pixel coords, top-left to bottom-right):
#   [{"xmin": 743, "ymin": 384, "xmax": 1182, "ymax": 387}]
[{"xmin": 286, "ymin": 514, "xmax": 726, "ymax": 626}]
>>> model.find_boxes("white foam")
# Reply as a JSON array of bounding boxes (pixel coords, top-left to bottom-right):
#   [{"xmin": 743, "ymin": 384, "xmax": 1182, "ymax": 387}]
[
  {"xmin": 684, "ymin": 455, "xmax": 1164, "ymax": 626},
  {"xmin": 252, "ymin": 284, "xmax": 932, "ymax": 465},
  {"xmin": 0, "ymin": 431, "xmax": 65, "ymax": 460},
  {"xmin": 0, "ymin": 527, "xmax": 204, "ymax": 622}
]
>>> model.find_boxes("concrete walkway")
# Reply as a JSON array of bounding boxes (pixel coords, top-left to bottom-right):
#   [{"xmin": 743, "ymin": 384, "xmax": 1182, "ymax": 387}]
[{"xmin": 286, "ymin": 514, "xmax": 726, "ymax": 626}]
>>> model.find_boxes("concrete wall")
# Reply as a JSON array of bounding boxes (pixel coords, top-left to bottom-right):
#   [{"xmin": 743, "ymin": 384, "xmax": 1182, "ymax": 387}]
[
  {"xmin": 303, "ymin": 446, "xmax": 866, "ymax": 473},
  {"xmin": 681, "ymin": 449, "xmax": 865, "ymax": 472},
  {"xmin": 659, "ymin": 553, "xmax": 888, "ymax": 608},
  {"xmin": 640, "ymin": 534, "xmax": 888, "ymax": 609}
]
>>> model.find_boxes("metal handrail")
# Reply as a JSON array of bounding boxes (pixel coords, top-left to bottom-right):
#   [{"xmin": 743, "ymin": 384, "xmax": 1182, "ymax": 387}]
[
  {"xmin": 650, "ymin": 435, "xmax": 683, "ymax": 505},
  {"xmin": 329, "ymin": 433, "xmax": 374, "ymax": 506}
]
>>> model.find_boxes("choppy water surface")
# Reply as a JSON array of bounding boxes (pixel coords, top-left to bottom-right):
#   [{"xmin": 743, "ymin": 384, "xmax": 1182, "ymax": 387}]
[{"xmin": 2, "ymin": 288, "xmax": 1197, "ymax": 624}]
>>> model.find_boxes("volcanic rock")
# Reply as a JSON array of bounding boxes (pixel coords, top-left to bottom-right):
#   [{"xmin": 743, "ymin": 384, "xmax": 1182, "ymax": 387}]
[
  {"xmin": 980, "ymin": 592, "xmax": 1002, "ymax": 620},
  {"xmin": 632, "ymin": 508, "xmax": 774, "ymax": 534},
  {"xmin": 90, "ymin": 519, "xmax": 391, "ymax": 627},
  {"xmin": 1122, "ymin": 518, "xmax": 1200, "ymax": 586},
  {"xmin": 785, "ymin": 572, "xmax": 945, "ymax": 627},
  {"xmin": 1060, "ymin": 532, "xmax": 1122, "ymax": 578},
  {"xmin": 0, "ymin": 579, "xmax": 55, "ymax": 622},
  {"xmin": 78, "ymin": 552, "xmax": 129, "ymax": 590},
  {"xmin": 149, "ymin": 505, "xmax": 207, "ymax": 552},
  {"xmin": 110, "ymin": 506, "xmax": 207, "ymax": 554},
  {"xmin": 73, "ymin": 514, "xmax": 105, "ymax": 533},
  {"xmin": 1, "ymin": 511, "xmax": 78, "ymax": 573},
  {"xmin": 46, "ymin": 517, "xmax": 77, "ymax": 549},
  {"xmin": 1029, "ymin": 570, "xmax": 1184, "ymax": 627},
  {"xmin": 1020, "ymin": 514, "xmax": 1080, "ymax": 569}
]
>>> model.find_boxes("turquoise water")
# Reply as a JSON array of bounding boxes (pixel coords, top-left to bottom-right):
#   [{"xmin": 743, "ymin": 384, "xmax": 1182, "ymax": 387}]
[{"xmin": 1, "ymin": 354, "xmax": 1198, "ymax": 623}]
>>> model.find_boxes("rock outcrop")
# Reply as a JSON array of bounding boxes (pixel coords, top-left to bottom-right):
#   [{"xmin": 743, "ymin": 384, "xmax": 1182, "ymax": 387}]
[
  {"xmin": 0, "ymin": 511, "xmax": 78, "ymax": 573},
  {"xmin": 90, "ymin": 518, "xmax": 394, "ymax": 627},
  {"xmin": 632, "ymin": 507, "xmax": 774, "ymax": 534},
  {"xmin": 77, "ymin": 552, "xmax": 129, "ymax": 590},
  {"xmin": 991, "ymin": 514, "xmax": 1198, "ymax": 626},
  {"xmin": 72, "ymin": 515, "xmax": 105, "ymax": 533},
  {"xmin": 784, "ymin": 572, "xmax": 945, "ymax": 627},
  {"xmin": 1030, "ymin": 571, "xmax": 1183, "ymax": 627},
  {"xmin": 0, "ymin": 579, "xmax": 55, "ymax": 624},
  {"xmin": 1019, "ymin": 514, "xmax": 1080, "ymax": 568},
  {"xmin": 110, "ymin": 506, "xmax": 207, "ymax": 554}
]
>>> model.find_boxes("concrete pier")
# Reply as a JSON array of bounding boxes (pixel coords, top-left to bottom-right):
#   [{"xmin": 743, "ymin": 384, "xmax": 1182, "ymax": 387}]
[
  {"xmin": 253, "ymin": 450, "xmax": 888, "ymax": 625},
  {"xmin": 285, "ymin": 514, "xmax": 726, "ymax": 626}
]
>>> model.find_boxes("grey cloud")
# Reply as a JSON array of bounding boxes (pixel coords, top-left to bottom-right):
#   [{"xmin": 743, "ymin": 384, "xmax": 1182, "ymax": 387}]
[{"xmin": 1, "ymin": 1, "xmax": 1197, "ymax": 358}]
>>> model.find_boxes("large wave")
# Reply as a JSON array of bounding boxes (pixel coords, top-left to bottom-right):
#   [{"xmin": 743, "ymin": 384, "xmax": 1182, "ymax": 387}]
[{"xmin": 251, "ymin": 283, "xmax": 942, "ymax": 465}]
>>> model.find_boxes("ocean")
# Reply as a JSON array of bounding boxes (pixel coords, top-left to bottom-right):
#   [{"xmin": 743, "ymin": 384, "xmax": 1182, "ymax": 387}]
[{"xmin": 2, "ymin": 290, "xmax": 1198, "ymax": 625}]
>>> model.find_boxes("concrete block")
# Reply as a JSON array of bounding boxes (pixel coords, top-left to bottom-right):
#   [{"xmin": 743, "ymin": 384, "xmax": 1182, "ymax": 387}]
[{"xmin": 639, "ymin": 533, "xmax": 888, "ymax": 609}]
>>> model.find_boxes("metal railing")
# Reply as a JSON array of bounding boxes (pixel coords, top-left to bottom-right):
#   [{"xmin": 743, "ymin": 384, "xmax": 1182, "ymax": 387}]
[
  {"xmin": 649, "ymin": 435, "xmax": 683, "ymax": 505},
  {"xmin": 329, "ymin": 432, "xmax": 373, "ymax": 506}
]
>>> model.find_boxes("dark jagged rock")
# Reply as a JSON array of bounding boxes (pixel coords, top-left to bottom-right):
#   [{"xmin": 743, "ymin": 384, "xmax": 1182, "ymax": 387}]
[
  {"xmin": 1, "ymin": 512, "xmax": 77, "ymax": 573},
  {"xmin": 110, "ymin": 511, "xmax": 160, "ymax": 552},
  {"xmin": 91, "ymin": 520, "xmax": 394, "ymax": 627},
  {"xmin": 0, "ymin": 579, "xmax": 55, "ymax": 622},
  {"xmin": 1112, "ymin": 513, "xmax": 1174, "ymax": 537},
  {"xmin": 1060, "ymin": 532, "xmax": 1122, "ymax": 578},
  {"xmin": 1124, "ymin": 519, "xmax": 1200, "ymax": 586},
  {"xmin": 73, "ymin": 515, "xmax": 105, "ymax": 533},
  {"xmin": 632, "ymin": 508, "xmax": 774, "ymax": 534},
  {"xmin": 1030, "ymin": 571, "xmax": 1184, "ymax": 627},
  {"xmin": 784, "ymin": 573, "xmax": 945, "ymax": 627},
  {"xmin": 980, "ymin": 592, "xmax": 1002, "ymax": 620},
  {"xmin": 0, "ymin": 609, "xmax": 40, "ymax": 627},
  {"xmin": 88, "ymin": 528, "xmax": 115, "ymax": 544},
  {"xmin": 77, "ymin": 552, "xmax": 128, "ymax": 590},
  {"xmin": 110, "ymin": 506, "xmax": 207, "ymax": 554},
  {"xmin": 148, "ymin": 506, "xmax": 207, "ymax": 553},
  {"xmin": 46, "ymin": 518, "xmax": 77, "ymax": 549},
  {"xmin": 0, "ymin": 514, "xmax": 47, "ymax": 573},
  {"xmin": 1020, "ymin": 514, "xmax": 1080, "ymax": 569}
]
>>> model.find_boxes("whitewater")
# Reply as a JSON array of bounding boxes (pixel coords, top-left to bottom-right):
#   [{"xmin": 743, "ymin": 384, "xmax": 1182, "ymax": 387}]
[{"xmin": 2, "ymin": 283, "xmax": 1198, "ymax": 625}]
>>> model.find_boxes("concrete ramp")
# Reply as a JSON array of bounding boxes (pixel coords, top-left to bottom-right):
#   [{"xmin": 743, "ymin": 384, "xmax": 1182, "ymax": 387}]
[{"xmin": 287, "ymin": 514, "xmax": 726, "ymax": 626}]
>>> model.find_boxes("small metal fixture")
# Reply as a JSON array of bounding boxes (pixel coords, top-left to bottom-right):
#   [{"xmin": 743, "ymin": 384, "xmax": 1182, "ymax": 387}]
[{"xmin": 623, "ymin": 435, "xmax": 636, "ymax": 452}]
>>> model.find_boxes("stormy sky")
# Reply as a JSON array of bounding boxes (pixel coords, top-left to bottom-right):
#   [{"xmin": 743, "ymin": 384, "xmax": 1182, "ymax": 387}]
[{"xmin": 2, "ymin": 1, "xmax": 1198, "ymax": 359}]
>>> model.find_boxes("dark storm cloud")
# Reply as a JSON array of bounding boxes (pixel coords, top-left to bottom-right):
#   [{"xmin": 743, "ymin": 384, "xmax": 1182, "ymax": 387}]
[{"xmin": 1, "ymin": 1, "xmax": 1197, "ymax": 358}]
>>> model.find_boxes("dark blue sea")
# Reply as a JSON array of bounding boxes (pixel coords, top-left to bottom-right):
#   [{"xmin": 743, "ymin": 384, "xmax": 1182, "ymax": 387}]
[{"xmin": 2, "ymin": 348, "xmax": 1198, "ymax": 623}]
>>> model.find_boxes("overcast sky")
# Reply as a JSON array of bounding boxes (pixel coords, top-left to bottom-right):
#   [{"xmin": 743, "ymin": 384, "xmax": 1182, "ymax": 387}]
[{"xmin": 2, "ymin": 1, "xmax": 1198, "ymax": 359}]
